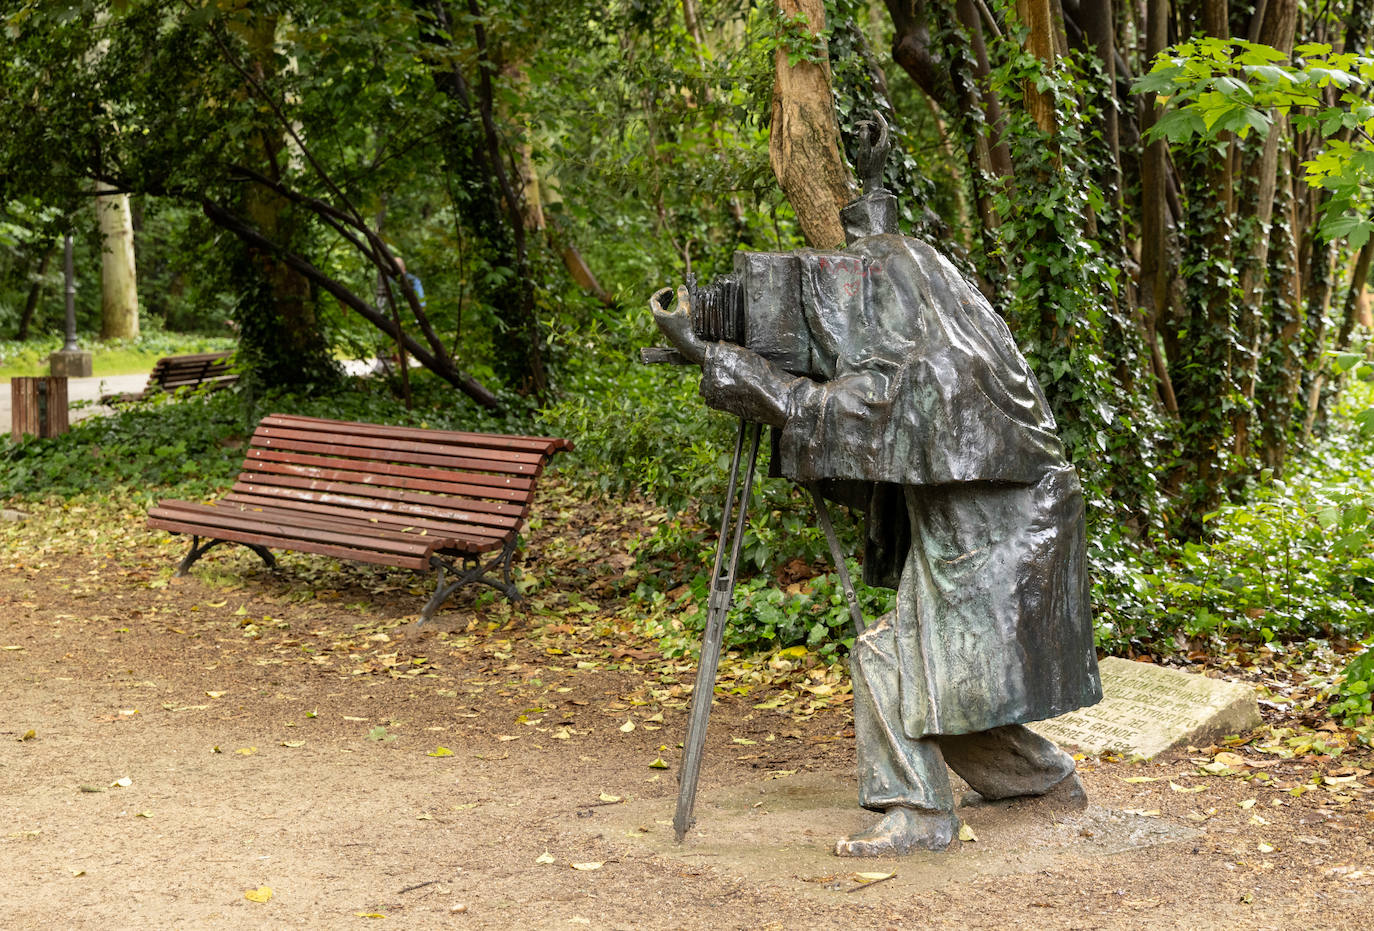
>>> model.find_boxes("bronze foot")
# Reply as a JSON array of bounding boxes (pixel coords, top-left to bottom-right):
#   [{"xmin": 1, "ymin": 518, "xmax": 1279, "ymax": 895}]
[
  {"xmin": 961, "ymin": 771, "xmax": 1088, "ymax": 813},
  {"xmin": 834, "ymin": 806, "xmax": 959, "ymax": 857}
]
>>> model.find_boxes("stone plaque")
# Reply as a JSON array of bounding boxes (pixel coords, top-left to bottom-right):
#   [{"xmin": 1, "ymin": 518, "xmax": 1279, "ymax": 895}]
[{"xmin": 1030, "ymin": 657, "xmax": 1261, "ymax": 759}]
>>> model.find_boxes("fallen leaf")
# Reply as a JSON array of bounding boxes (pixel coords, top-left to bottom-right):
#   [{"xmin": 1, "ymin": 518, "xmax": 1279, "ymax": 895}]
[
  {"xmin": 1257, "ymin": 841, "xmax": 1275, "ymax": 854},
  {"xmin": 619, "ymin": 720, "xmax": 635, "ymax": 733},
  {"xmin": 598, "ymin": 793, "xmax": 622, "ymax": 803},
  {"xmin": 570, "ymin": 861, "xmax": 603, "ymax": 871},
  {"xmin": 280, "ymin": 740, "xmax": 306, "ymax": 749},
  {"xmin": 1238, "ymin": 798, "xmax": 1257, "ymax": 809},
  {"xmin": 111, "ymin": 777, "xmax": 132, "ymax": 788},
  {"xmin": 355, "ymin": 912, "xmax": 386, "ymax": 919},
  {"xmin": 648, "ymin": 757, "xmax": 669, "ymax": 769},
  {"xmin": 206, "ymin": 691, "xmax": 226, "ymax": 699},
  {"xmin": 19, "ymin": 729, "xmax": 35, "ymax": 741},
  {"xmin": 1123, "ymin": 776, "xmax": 1162, "ymax": 783},
  {"xmin": 854, "ymin": 871, "xmax": 895, "ymax": 882},
  {"xmin": 244, "ymin": 886, "xmax": 273, "ymax": 903},
  {"xmin": 427, "ymin": 747, "xmax": 453, "ymax": 757},
  {"xmin": 535, "ymin": 851, "xmax": 556, "ymax": 865},
  {"xmin": 731, "ymin": 737, "xmax": 756, "ymax": 746},
  {"xmin": 551, "ymin": 728, "xmax": 572, "ymax": 740},
  {"xmin": 235, "ymin": 747, "xmax": 258, "ymax": 756},
  {"xmin": 1169, "ymin": 781, "xmax": 1206, "ymax": 793},
  {"xmin": 958, "ymin": 823, "xmax": 977, "ymax": 842}
]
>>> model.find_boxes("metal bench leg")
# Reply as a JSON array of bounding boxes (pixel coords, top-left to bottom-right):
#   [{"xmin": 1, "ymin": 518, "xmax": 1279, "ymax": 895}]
[
  {"xmin": 418, "ymin": 542, "xmax": 523, "ymax": 624},
  {"xmin": 175, "ymin": 535, "xmax": 276, "ymax": 576}
]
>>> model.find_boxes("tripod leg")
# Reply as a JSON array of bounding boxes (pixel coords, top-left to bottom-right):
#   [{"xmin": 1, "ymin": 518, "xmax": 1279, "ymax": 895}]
[
  {"xmin": 673, "ymin": 418, "xmax": 763, "ymax": 842},
  {"xmin": 805, "ymin": 481, "xmax": 866, "ymax": 636}
]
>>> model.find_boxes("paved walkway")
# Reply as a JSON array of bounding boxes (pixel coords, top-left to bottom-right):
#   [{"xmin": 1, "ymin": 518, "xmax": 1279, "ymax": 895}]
[{"xmin": 4, "ymin": 359, "xmax": 381, "ymax": 434}]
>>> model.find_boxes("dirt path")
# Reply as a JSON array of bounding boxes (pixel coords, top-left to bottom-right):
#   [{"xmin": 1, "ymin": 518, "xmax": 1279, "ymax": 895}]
[{"xmin": 1, "ymin": 489, "xmax": 1370, "ymax": 929}]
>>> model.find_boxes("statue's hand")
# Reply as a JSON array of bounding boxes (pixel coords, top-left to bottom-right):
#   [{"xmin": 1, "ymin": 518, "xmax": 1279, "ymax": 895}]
[{"xmin": 650, "ymin": 286, "xmax": 707, "ymax": 366}]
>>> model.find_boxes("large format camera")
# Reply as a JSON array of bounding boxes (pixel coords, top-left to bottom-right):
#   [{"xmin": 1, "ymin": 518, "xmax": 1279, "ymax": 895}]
[{"xmin": 680, "ymin": 251, "xmax": 820, "ymax": 378}]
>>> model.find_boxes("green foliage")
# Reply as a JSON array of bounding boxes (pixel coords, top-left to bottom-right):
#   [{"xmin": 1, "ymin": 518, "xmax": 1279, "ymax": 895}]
[
  {"xmin": 1093, "ymin": 385, "xmax": 1374, "ymax": 658},
  {"xmin": 1137, "ymin": 38, "xmax": 1374, "ymax": 245},
  {"xmin": 643, "ymin": 561, "xmax": 895, "ymax": 664},
  {"xmin": 1330, "ymin": 643, "xmax": 1374, "ymax": 725}
]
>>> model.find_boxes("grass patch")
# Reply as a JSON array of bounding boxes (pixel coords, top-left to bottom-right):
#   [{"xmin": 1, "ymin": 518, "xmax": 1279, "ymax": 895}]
[{"xmin": 0, "ymin": 333, "xmax": 236, "ymax": 378}]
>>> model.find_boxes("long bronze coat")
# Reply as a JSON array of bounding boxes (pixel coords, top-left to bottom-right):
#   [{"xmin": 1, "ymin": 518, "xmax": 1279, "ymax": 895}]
[{"xmin": 698, "ymin": 231, "xmax": 1102, "ymax": 738}]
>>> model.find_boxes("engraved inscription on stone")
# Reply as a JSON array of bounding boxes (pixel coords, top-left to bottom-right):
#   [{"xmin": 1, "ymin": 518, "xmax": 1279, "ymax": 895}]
[{"xmin": 1030, "ymin": 657, "xmax": 1261, "ymax": 759}]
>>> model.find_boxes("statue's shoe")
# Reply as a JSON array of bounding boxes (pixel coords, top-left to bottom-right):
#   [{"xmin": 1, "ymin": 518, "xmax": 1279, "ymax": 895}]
[
  {"xmin": 960, "ymin": 771, "xmax": 1088, "ymax": 813},
  {"xmin": 834, "ymin": 807, "xmax": 959, "ymax": 857}
]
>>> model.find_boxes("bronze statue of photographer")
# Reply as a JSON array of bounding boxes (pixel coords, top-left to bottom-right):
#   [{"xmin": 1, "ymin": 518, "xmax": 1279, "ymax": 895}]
[{"xmin": 650, "ymin": 118, "xmax": 1102, "ymax": 855}]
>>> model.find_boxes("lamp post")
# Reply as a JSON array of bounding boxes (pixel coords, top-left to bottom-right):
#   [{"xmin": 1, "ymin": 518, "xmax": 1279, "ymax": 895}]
[
  {"xmin": 49, "ymin": 232, "xmax": 92, "ymax": 378},
  {"xmin": 62, "ymin": 234, "xmax": 79, "ymax": 352}
]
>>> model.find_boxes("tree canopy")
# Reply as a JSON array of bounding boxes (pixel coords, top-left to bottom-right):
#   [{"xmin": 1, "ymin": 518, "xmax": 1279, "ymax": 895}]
[{"xmin": 1, "ymin": 0, "xmax": 1371, "ymax": 537}]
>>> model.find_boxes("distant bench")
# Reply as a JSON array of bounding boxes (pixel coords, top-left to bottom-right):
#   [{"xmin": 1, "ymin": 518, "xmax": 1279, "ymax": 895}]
[
  {"xmin": 102, "ymin": 351, "xmax": 238, "ymax": 405},
  {"xmin": 147, "ymin": 413, "xmax": 572, "ymax": 622}
]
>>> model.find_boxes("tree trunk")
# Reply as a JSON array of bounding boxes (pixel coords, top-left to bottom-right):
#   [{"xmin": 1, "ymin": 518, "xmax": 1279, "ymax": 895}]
[
  {"xmin": 96, "ymin": 183, "xmax": 140, "ymax": 341},
  {"xmin": 226, "ymin": 8, "xmax": 339, "ymax": 390},
  {"xmin": 17, "ymin": 241, "xmax": 53, "ymax": 341},
  {"xmin": 768, "ymin": 0, "xmax": 854, "ymax": 249},
  {"xmin": 1230, "ymin": 0, "xmax": 1298, "ymax": 460}
]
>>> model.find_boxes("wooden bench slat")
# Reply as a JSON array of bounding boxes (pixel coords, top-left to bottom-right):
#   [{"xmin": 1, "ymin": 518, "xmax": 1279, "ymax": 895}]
[
  {"xmin": 220, "ymin": 492, "xmax": 511, "ymax": 547},
  {"xmin": 230, "ymin": 475, "xmax": 526, "ymax": 527},
  {"xmin": 245, "ymin": 448, "xmax": 534, "ymax": 500},
  {"xmin": 261, "ymin": 413, "xmax": 573, "ymax": 456},
  {"xmin": 252, "ymin": 432, "xmax": 545, "ymax": 476},
  {"xmin": 148, "ymin": 515, "xmax": 433, "ymax": 570},
  {"xmin": 149, "ymin": 502, "xmax": 447, "ymax": 558},
  {"xmin": 255, "ymin": 423, "xmax": 551, "ymax": 466}
]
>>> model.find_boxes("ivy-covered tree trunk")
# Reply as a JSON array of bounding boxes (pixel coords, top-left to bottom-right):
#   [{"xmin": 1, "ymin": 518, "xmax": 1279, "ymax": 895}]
[
  {"xmin": 226, "ymin": 10, "xmax": 339, "ymax": 391},
  {"xmin": 769, "ymin": 0, "xmax": 854, "ymax": 248}
]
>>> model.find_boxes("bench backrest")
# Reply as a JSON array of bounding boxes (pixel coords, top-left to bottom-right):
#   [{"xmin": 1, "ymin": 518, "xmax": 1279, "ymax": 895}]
[
  {"xmin": 149, "ymin": 351, "xmax": 238, "ymax": 393},
  {"xmin": 220, "ymin": 413, "xmax": 572, "ymax": 556}
]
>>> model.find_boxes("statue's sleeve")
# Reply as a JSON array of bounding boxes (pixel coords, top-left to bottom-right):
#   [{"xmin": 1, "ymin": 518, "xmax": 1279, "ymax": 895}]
[{"xmin": 698, "ymin": 342, "xmax": 823, "ymax": 428}]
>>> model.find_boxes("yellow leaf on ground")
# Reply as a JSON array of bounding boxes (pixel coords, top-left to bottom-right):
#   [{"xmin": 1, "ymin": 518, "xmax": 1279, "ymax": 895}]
[
  {"xmin": 619, "ymin": 719, "xmax": 635, "ymax": 733},
  {"xmin": 551, "ymin": 728, "xmax": 572, "ymax": 740},
  {"xmin": 427, "ymin": 747, "xmax": 453, "ymax": 757},
  {"xmin": 535, "ymin": 851, "xmax": 556, "ymax": 864},
  {"xmin": 570, "ymin": 861, "xmax": 603, "ymax": 871},
  {"xmin": 281, "ymin": 740, "xmax": 306, "ymax": 749},
  {"xmin": 244, "ymin": 886, "xmax": 273, "ymax": 903},
  {"xmin": 732, "ymin": 737, "xmax": 756, "ymax": 746},
  {"xmin": 598, "ymin": 793, "xmax": 621, "ymax": 803},
  {"xmin": 111, "ymin": 777, "xmax": 132, "ymax": 788},
  {"xmin": 235, "ymin": 747, "xmax": 258, "ymax": 756},
  {"xmin": 648, "ymin": 757, "xmax": 669, "ymax": 769},
  {"xmin": 958, "ymin": 823, "xmax": 977, "ymax": 842},
  {"xmin": 1123, "ymin": 776, "xmax": 1161, "ymax": 783},
  {"xmin": 1238, "ymin": 798, "xmax": 1257, "ymax": 809},
  {"xmin": 1169, "ymin": 781, "xmax": 1206, "ymax": 793},
  {"xmin": 355, "ymin": 912, "xmax": 386, "ymax": 918},
  {"xmin": 19, "ymin": 729, "xmax": 35, "ymax": 741},
  {"xmin": 855, "ymin": 871, "xmax": 895, "ymax": 882},
  {"xmin": 206, "ymin": 691, "xmax": 226, "ymax": 699}
]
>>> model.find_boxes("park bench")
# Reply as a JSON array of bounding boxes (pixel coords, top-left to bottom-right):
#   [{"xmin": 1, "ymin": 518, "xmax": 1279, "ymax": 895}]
[
  {"xmin": 101, "ymin": 351, "xmax": 238, "ymax": 405},
  {"xmin": 146, "ymin": 413, "xmax": 572, "ymax": 622}
]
